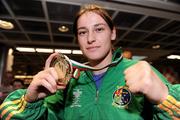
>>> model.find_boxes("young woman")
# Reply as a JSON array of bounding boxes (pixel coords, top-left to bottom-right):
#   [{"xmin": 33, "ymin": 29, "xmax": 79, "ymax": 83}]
[{"xmin": 0, "ymin": 4, "xmax": 179, "ymax": 120}]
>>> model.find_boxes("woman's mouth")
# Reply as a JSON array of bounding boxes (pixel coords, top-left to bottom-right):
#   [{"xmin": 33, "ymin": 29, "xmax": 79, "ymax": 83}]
[{"xmin": 86, "ymin": 46, "xmax": 100, "ymax": 51}]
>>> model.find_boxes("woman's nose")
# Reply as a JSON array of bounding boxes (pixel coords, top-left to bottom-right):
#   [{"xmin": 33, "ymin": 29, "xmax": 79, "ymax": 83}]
[{"xmin": 87, "ymin": 31, "xmax": 95, "ymax": 43}]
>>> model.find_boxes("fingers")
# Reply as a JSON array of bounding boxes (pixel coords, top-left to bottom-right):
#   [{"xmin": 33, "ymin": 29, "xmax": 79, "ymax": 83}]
[
  {"xmin": 42, "ymin": 68, "xmax": 67, "ymax": 91},
  {"xmin": 43, "ymin": 68, "xmax": 57, "ymax": 91},
  {"xmin": 40, "ymin": 68, "xmax": 67, "ymax": 90},
  {"xmin": 123, "ymin": 61, "xmax": 151, "ymax": 93},
  {"xmin": 32, "ymin": 67, "xmax": 65, "ymax": 91},
  {"xmin": 48, "ymin": 67, "xmax": 59, "ymax": 82},
  {"xmin": 57, "ymin": 83, "xmax": 66, "ymax": 89},
  {"xmin": 124, "ymin": 61, "xmax": 169, "ymax": 104},
  {"xmin": 41, "ymin": 78, "xmax": 57, "ymax": 93},
  {"xmin": 45, "ymin": 52, "xmax": 59, "ymax": 69}
]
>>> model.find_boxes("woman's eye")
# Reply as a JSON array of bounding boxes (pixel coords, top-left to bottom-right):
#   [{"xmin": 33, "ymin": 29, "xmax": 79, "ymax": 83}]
[
  {"xmin": 95, "ymin": 27, "xmax": 104, "ymax": 32},
  {"xmin": 78, "ymin": 31, "xmax": 87, "ymax": 36}
]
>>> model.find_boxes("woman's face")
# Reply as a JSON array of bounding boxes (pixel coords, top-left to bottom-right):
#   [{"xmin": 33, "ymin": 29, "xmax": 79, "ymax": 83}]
[{"xmin": 77, "ymin": 12, "xmax": 116, "ymax": 62}]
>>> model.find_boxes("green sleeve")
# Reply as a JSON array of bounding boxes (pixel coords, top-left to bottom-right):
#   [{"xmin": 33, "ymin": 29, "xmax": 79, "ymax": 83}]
[
  {"xmin": 0, "ymin": 89, "xmax": 65, "ymax": 120},
  {"xmin": 152, "ymin": 67, "xmax": 180, "ymax": 120}
]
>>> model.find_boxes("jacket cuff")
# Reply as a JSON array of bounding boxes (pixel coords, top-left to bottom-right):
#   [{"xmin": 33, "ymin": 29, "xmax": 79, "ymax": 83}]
[{"xmin": 156, "ymin": 85, "xmax": 180, "ymax": 119}]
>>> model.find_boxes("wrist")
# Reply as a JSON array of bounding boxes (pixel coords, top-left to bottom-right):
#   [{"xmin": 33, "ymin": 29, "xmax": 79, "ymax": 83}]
[
  {"xmin": 24, "ymin": 93, "xmax": 36, "ymax": 103},
  {"xmin": 158, "ymin": 84, "xmax": 169, "ymax": 104}
]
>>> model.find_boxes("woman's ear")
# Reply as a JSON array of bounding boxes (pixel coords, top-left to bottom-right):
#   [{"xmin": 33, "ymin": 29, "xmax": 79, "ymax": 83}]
[{"xmin": 111, "ymin": 27, "xmax": 116, "ymax": 41}]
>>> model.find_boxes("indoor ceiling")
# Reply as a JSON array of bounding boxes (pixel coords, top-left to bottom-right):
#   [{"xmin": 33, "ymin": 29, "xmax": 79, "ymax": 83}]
[{"xmin": 0, "ymin": 0, "xmax": 180, "ymax": 75}]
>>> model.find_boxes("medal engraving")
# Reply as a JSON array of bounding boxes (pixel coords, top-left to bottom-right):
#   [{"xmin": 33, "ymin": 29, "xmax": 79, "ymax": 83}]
[{"xmin": 50, "ymin": 53, "xmax": 73, "ymax": 85}]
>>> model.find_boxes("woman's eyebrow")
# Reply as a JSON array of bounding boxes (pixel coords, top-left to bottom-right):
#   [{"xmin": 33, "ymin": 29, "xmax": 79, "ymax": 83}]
[
  {"xmin": 77, "ymin": 27, "xmax": 87, "ymax": 31},
  {"xmin": 94, "ymin": 23, "xmax": 106, "ymax": 27},
  {"xmin": 77, "ymin": 23, "xmax": 107, "ymax": 31}
]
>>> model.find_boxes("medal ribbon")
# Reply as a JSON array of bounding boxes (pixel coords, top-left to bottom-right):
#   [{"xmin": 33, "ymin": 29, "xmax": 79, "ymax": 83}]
[
  {"xmin": 68, "ymin": 54, "xmax": 123, "ymax": 71},
  {"xmin": 50, "ymin": 53, "xmax": 123, "ymax": 81}
]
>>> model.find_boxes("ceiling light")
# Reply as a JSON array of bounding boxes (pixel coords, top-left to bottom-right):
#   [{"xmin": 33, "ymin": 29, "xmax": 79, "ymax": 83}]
[
  {"xmin": 0, "ymin": 19, "xmax": 14, "ymax": 30},
  {"xmin": 36, "ymin": 48, "xmax": 53, "ymax": 53},
  {"xmin": 15, "ymin": 75, "xmax": 33, "ymax": 79},
  {"xmin": 167, "ymin": 55, "xmax": 180, "ymax": 60},
  {"xmin": 152, "ymin": 45, "xmax": 160, "ymax": 49},
  {"xmin": 16, "ymin": 47, "xmax": 36, "ymax": 52},
  {"xmin": 55, "ymin": 49, "xmax": 71, "ymax": 54},
  {"xmin": 58, "ymin": 25, "xmax": 69, "ymax": 32},
  {"xmin": 72, "ymin": 50, "xmax": 82, "ymax": 54}
]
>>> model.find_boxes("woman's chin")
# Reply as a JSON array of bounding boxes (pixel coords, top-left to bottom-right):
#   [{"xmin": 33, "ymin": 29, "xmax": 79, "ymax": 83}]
[{"xmin": 87, "ymin": 55, "xmax": 103, "ymax": 62}]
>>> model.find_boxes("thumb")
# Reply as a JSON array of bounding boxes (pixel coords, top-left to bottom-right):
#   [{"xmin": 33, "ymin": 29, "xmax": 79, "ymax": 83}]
[{"xmin": 45, "ymin": 52, "xmax": 59, "ymax": 69}]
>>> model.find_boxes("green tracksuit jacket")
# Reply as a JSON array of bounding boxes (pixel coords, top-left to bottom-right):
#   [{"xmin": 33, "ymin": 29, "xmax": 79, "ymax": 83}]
[{"xmin": 0, "ymin": 49, "xmax": 179, "ymax": 120}]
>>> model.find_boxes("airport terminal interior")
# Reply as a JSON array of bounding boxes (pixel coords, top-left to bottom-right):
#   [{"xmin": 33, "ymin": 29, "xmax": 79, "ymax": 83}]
[{"xmin": 0, "ymin": 0, "xmax": 180, "ymax": 92}]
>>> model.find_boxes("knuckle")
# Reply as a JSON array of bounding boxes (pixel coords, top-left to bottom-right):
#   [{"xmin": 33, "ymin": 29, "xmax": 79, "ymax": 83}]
[{"xmin": 129, "ymin": 86, "xmax": 138, "ymax": 94}]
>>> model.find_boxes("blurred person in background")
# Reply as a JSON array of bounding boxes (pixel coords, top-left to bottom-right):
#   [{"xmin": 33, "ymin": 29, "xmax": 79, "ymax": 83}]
[
  {"xmin": 123, "ymin": 50, "xmax": 133, "ymax": 59},
  {"xmin": 12, "ymin": 79, "xmax": 24, "ymax": 90},
  {"xmin": 0, "ymin": 71, "xmax": 13, "ymax": 104}
]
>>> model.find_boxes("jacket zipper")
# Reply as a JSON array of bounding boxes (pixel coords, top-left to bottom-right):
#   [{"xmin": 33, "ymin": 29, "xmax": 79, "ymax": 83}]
[{"xmin": 95, "ymin": 90, "xmax": 99, "ymax": 101}]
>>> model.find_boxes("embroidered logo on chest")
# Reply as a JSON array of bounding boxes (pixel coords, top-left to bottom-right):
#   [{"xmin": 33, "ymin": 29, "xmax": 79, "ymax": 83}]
[
  {"xmin": 70, "ymin": 89, "xmax": 82, "ymax": 108},
  {"xmin": 112, "ymin": 86, "xmax": 131, "ymax": 108}
]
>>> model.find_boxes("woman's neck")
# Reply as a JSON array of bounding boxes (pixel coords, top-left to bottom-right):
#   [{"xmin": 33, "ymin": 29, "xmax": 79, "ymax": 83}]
[{"xmin": 89, "ymin": 50, "xmax": 113, "ymax": 75}]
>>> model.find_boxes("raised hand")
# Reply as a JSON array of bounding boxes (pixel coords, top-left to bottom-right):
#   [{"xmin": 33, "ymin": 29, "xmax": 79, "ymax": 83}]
[
  {"xmin": 124, "ymin": 61, "xmax": 168, "ymax": 104},
  {"xmin": 25, "ymin": 53, "xmax": 67, "ymax": 102}
]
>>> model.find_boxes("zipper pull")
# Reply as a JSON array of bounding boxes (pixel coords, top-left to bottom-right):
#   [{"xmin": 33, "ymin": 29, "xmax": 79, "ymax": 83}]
[{"xmin": 95, "ymin": 90, "xmax": 99, "ymax": 101}]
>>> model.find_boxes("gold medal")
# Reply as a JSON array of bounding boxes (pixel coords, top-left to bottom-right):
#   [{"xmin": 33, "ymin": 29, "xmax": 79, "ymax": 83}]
[
  {"xmin": 50, "ymin": 53, "xmax": 73, "ymax": 85},
  {"xmin": 49, "ymin": 52, "xmax": 123, "ymax": 84}
]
